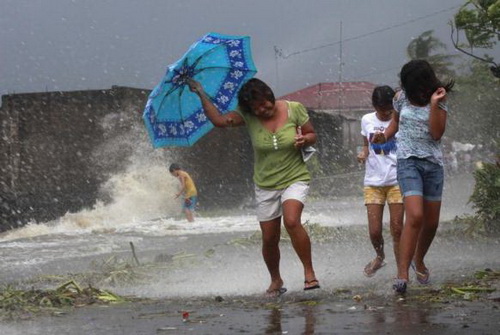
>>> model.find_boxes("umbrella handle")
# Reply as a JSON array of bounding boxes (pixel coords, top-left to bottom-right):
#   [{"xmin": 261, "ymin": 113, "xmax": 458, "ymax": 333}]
[{"xmin": 186, "ymin": 78, "xmax": 201, "ymax": 94}]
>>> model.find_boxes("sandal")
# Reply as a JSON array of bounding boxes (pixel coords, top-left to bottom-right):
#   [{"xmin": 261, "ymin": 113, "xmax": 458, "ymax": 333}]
[
  {"xmin": 411, "ymin": 262, "xmax": 430, "ymax": 284},
  {"xmin": 265, "ymin": 287, "xmax": 287, "ymax": 298},
  {"xmin": 304, "ymin": 279, "xmax": 320, "ymax": 291},
  {"xmin": 392, "ymin": 278, "xmax": 407, "ymax": 294},
  {"xmin": 363, "ymin": 256, "xmax": 386, "ymax": 277}
]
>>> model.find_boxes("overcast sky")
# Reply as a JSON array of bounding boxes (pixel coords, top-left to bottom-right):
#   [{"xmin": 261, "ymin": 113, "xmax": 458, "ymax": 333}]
[{"xmin": 1, "ymin": 0, "xmax": 492, "ymax": 99}]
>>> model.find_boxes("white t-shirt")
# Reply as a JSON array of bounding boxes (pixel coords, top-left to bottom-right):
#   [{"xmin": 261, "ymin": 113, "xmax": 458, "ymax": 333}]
[{"xmin": 360, "ymin": 112, "xmax": 398, "ymax": 187}]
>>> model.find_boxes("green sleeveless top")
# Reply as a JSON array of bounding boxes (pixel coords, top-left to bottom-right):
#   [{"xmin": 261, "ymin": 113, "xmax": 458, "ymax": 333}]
[{"xmin": 236, "ymin": 101, "xmax": 311, "ymax": 189}]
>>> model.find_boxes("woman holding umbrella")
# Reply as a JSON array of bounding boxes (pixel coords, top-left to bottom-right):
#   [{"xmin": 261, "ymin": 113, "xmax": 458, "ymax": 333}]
[{"xmin": 189, "ymin": 78, "xmax": 320, "ymax": 296}]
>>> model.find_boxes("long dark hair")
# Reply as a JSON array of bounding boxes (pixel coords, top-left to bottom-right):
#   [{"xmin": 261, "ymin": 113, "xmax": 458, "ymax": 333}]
[
  {"xmin": 400, "ymin": 60, "xmax": 454, "ymax": 106},
  {"xmin": 237, "ymin": 78, "xmax": 275, "ymax": 114}
]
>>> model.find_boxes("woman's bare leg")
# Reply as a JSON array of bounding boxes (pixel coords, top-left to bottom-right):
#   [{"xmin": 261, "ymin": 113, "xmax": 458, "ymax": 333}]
[
  {"xmin": 413, "ymin": 200, "xmax": 441, "ymax": 273},
  {"xmin": 388, "ymin": 203, "xmax": 404, "ymax": 267},
  {"xmin": 366, "ymin": 204, "xmax": 385, "ymax": 260},
  {"xmin": 282, "ymin": 199, "xmax": 317, "ymax": 285},
  {"xmin": 397, "ymin": 195, "xmax": 424, "ymax": 281},
  {"xmin": 260, "ymin": 217, "xmax": 284, "ymax": 292}
]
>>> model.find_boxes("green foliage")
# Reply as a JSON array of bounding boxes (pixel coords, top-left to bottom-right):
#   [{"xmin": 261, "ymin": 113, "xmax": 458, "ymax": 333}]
[
  {"xmin": 454, "ymin": 0, "xmax": 500, "ymax": 49},
  {"xmin": 452, "ymin": 214, "xmax": 489, "ymax": 236},
  {"xmin": 406, "ymin": 30, "xmax": 456, "ymax": 78},
  {"xmin": 475, "ymin": 268, "xmax": 500, "ymax": 279},
  {"xmin": 407, "ymin": 30, "xmax": 447, "ymax": 59},
  {"xmin": 447, "ymin": 60, "xmax": 500, "ymax": 147},
  {"xmin": 0, "ymin": 281, "xmax": 125, "ymax": 320},
  {"xmin": 451, "ymin": 0, "xmax": 500, "ymax": 76},
  {"xmin": 469, "ymin": 161, "xmax": 500, "ymax": 234}
]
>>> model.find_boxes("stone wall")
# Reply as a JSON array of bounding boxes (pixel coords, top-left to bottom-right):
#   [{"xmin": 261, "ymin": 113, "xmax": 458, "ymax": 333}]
[{"xmin": 0, "ymin": 87, "xmax": 150, "ymax": 230}]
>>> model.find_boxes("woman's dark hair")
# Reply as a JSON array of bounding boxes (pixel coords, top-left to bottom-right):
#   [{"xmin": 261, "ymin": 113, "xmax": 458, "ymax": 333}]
[
  {"xmin": 372, "ymin": 85, "xmax": 395, "ymax": 108},
  {"xmin": 168, "ymin": 163, "xmax": 180, "ymax": 173},
  {"xmin": 237, "ymin": 78, "xmax": 275, "ymax": 114},
  {"xmin": 400, "ymin": 59, "xmax": 454, "ymax": 106}
]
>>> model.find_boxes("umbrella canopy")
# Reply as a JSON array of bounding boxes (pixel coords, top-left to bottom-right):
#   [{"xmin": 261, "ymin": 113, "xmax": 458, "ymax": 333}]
[{"xmin": 143, "ymin": 32, "xmax": 257, "ymax": 147}]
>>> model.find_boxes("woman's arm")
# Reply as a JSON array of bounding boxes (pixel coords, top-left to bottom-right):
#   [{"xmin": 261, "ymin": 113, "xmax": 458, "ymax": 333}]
[
  {"xmin": 429, "ymin": 87, "xmax": 447, "ymax": 140},
  {"xmin": 188, "ymin": 80, "xmax": 244, "ymax": 128},
  {"xmin": 295, "ymin": 120, "xmax": 317, "ymax": 148}
]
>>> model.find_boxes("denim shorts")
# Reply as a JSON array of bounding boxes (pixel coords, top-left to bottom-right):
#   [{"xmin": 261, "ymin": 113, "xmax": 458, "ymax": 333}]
[{"xmin": 397, "ymin": 157, "xmax": 444, "ymax": 201}]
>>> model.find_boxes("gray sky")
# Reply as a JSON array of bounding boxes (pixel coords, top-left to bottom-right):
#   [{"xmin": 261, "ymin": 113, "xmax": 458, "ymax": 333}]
[{"xmin": 1, "ymin": 0, "xmax": 488, "ymax": 99}]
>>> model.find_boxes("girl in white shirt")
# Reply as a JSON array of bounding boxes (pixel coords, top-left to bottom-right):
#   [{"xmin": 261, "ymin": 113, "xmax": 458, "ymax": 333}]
[{"xmin": 357, "ymin": 86, "xmax": 404, "ymax": 278}]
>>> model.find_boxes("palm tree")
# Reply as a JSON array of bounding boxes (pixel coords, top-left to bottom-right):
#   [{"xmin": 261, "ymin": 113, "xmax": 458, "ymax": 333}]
[{"xmin": 406, "ymin": 30, "xmax": 456, "ymax": 78}]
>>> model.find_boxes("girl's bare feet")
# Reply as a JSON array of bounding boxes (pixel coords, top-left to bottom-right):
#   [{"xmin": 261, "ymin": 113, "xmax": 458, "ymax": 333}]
[{"xmin": 363, "ymin": 256, "xmax": 386, "ymax": 277}]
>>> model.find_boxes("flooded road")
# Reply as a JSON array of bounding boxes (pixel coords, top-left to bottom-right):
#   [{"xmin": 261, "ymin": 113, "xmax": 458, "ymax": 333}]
[
  {"xmin": 0, "ymin": 171, "xmax": 475, "ymax": 286},
  {"xmin": 1, "ymin": 172, "xmax": 498, "ymax": 334},
  {"xmin": 0, "ymin": 227, "xmax": 498, "ymax": 334}
]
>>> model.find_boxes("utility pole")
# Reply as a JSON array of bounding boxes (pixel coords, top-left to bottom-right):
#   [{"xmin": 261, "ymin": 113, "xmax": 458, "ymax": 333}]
[{"xmin": 338, "ymin": 21, "xmax": 343, "ymax": 115}]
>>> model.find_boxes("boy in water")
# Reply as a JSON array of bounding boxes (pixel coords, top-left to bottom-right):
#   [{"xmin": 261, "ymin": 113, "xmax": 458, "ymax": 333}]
[{"xmin": 169, "ymin": 163, "xmax": 198, "ymax": 222}]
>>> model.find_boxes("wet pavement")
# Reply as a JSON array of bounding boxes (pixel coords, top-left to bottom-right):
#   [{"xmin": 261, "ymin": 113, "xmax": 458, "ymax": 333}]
[
  {"xmin": 1, "ymin": 277, "xmax": 499, "ymax": 335},
  {"xmin": 1, "ymin": 225, "xmax": 499, "ymax": 334}
]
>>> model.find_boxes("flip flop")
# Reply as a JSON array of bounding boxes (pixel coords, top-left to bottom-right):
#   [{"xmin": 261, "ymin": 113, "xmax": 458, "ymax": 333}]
[
  {"xmin": 392, "ymin": 278, "xmax": 407, "ymax": 294},
  {"xmin": 304, "ymin": 279, "xmax": 320, "ymax": 291},
  {"xmin": 363, "ymin": 257, "xmax": 386, "ymax": 277},
  {"xmin": 265, "ymin": 287, "xmax": 287, "ymax": 298},
  {"xmin": 410, "ymin": 262, "xmax": 430, "ymax": 284}
]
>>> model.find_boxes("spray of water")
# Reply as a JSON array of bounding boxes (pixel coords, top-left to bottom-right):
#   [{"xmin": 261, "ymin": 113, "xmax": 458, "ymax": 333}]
[{"xmin": 0, "ymin": 110, "xmax": 181, "ymax": 241}]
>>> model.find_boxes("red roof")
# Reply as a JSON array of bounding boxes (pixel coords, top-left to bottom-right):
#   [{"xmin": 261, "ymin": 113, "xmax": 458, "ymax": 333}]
[{"xmin": 279, "ymin": 82, "xmax": 376, "ymax": 110}]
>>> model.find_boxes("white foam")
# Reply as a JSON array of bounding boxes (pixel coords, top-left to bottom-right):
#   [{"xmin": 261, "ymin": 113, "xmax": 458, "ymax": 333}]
[{"xmin": 0, "ymin": 164, "xmax": 180, "ymax": 242}]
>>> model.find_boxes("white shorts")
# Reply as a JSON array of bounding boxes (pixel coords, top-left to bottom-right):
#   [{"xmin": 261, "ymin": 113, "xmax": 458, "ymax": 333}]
[{"xmin": 254, "ymin": 181, "xmax": 309, "ymax": 222}]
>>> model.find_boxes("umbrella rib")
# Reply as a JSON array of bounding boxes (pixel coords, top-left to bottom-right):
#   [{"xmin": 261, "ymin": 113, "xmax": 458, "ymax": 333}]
[
  {"xmin": 189, "ymin": 40, "xmax": 254, "ymax": 82},
  {"xmin": 178, "ymin": 85, "xmax": 186, "ymax": 124},
  {"xmin": 163, "ymin": 85, "xmax": 179, "ymax": 97},
  {"xmin": 178, "ymin": 85, "xmax": 198, "ymax": 146},
  {"xmin": 190, "ymin": 42, "xmax": 229, "ymax": 70},
  {"xmin": 156, "ymin": 86, "xmax": 180, "ymax": 116}
]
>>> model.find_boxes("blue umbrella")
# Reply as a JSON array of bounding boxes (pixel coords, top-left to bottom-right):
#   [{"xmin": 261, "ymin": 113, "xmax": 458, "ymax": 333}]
[{"xmin": 143, "ymin": 32, "xmax": 257, "ymax": 147}]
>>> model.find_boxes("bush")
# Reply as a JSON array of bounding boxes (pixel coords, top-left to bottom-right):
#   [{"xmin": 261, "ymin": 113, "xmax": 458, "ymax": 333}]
[{"xmin": 469, "ymin": 161, "xmax": 500, "ymax": 234}]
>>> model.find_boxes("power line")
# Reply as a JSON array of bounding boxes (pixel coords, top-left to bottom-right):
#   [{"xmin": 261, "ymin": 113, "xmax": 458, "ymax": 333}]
[{"xmin": 277, "ymin": 5, "xmax": 461, "ymax": 59}]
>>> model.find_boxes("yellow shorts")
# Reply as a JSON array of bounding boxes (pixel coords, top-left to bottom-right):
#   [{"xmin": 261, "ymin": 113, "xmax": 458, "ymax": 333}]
[{"xmin": 364, "ymin": 185, "xmax": 403, "ymax": 205}]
